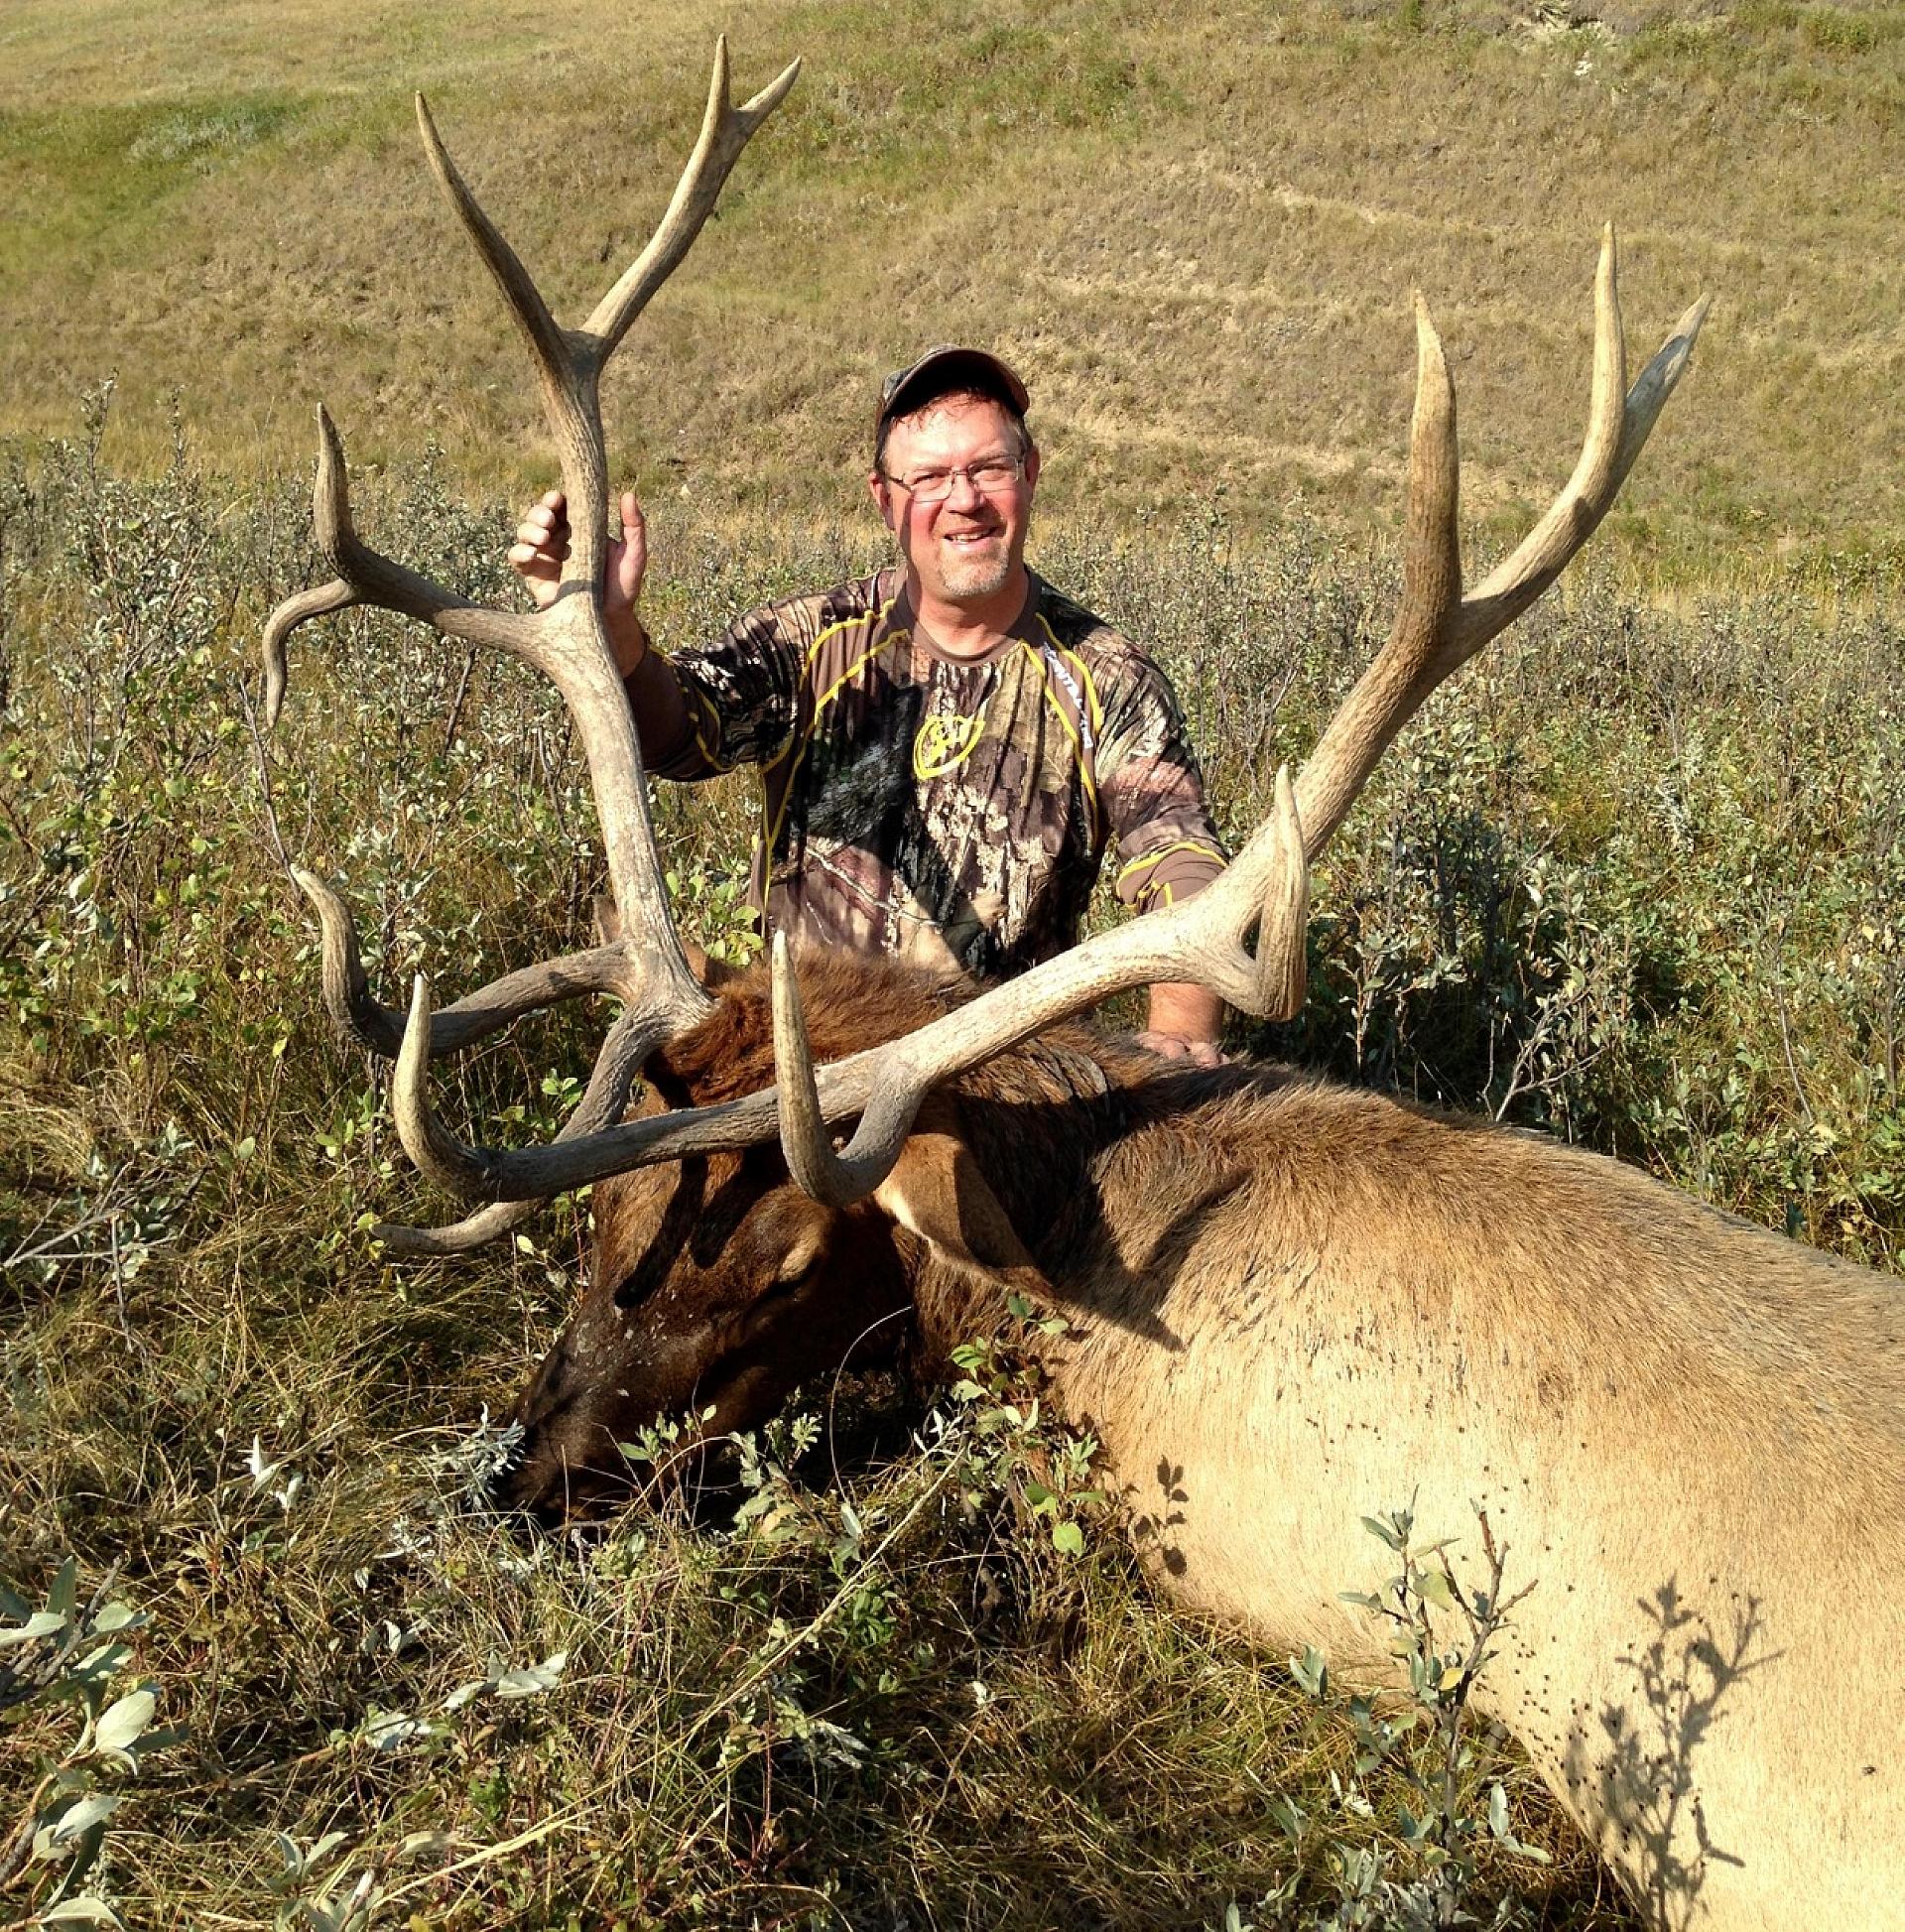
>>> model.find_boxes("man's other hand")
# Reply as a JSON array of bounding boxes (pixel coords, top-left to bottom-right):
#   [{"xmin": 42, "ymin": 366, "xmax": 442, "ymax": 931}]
[
  {"xmin": 1134, "ymin": 1029, "xmax": 1225, "ymax": 1069},
  {"xmin": 508, "ymin": 489, "xmax": 649, "ymax": 672},
  {"xmin": 1137, "ymin": 980, "xmax": 1226, "ymax": 1068}
]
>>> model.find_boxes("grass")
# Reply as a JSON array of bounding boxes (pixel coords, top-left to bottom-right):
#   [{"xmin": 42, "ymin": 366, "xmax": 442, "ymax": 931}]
[
  {"xmin": 1, "ymin": 417, "xmax": 1901, "ymax": 1925},
  {"xmin": 1, "ymin": 0, "xmax": 1902, "ymax": 575}
]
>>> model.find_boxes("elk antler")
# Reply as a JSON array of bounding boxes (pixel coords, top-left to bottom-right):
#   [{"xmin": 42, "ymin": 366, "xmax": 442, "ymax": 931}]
[
  {"xmin": 260, "ymin": 42, "xmax": 800, "ymax": 1241},
  {"xmin": 380, "ymin": 228, "xmax": 1707, "ymax": 1213},
  {"xmin": 1295, "ymin": 230, "xmax": 1710, "ymax": 854}
]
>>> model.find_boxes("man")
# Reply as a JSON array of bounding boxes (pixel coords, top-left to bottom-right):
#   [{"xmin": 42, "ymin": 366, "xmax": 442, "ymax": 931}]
[{"xmin": 509, "ymin": 346, "xmax": 1228, "ymax": 1063}]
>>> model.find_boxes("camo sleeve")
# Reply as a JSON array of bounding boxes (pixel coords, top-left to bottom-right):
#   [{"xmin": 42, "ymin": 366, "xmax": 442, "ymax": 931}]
[
  {"xmin": 623, "ymin": 601, "xmax": 809, "ymax": 782},
  {"xmin": 1094, "ymin": 654, "xmax": 1229, "ymax": 913}
]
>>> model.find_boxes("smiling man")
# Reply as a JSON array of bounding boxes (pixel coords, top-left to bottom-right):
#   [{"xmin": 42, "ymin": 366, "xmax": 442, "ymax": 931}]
[{"xmin": 510, "ymin": 346, "xmax": 1228, "ymax": 1061}]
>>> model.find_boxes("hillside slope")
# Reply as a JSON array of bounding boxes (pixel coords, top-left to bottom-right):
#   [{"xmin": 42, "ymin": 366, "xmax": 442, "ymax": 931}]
[{"xmin": 3, "ymin": 0, "xmax": 1901, "ymax": 568}]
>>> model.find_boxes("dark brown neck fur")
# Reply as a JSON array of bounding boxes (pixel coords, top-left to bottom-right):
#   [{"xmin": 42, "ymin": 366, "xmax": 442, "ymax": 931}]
[{"xmin": 646, "ymin": 948, "xmax": 961, "ymax": 1103}]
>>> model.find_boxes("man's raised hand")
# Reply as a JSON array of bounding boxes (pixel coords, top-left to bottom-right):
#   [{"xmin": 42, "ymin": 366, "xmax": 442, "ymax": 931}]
[
  {"xmin": 508, "ymin": 488, "xmax": 650, "ymax": 671},
  {"xmin": 508, "ymin": 488, "xmax": 570, "ymax": 609}
]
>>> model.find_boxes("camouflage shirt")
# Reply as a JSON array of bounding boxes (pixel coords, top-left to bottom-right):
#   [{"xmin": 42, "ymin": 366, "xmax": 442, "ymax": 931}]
[{"xmin": 624, "ymin": 568, "xmax": 1227, "ymax": 980}]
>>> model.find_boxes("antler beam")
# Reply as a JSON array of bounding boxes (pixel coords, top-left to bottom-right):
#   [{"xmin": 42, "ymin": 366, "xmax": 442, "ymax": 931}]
[{"xmin": 260, "ymin": 41, "xmax": 799, "ymax": 1244}]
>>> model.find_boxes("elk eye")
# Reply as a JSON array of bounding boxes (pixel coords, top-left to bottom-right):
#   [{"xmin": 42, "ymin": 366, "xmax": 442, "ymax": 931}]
[
  {"xmin": 741, "ymin": 1239, "xmax": 820, "ymax": 1325},
  {"xmin": 756, "ymin": 1262, "xmax": 816, "ymax": 1313},
  {"xmin": 754, "ymin": 1270, "xmax": 807, "ymax": 1311}
]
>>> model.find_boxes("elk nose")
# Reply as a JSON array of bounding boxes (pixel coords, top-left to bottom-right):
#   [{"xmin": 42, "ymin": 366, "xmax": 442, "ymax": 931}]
[{"xmin": 482, "ymin": 1452, "xmax": 547, "ymax": 1526}]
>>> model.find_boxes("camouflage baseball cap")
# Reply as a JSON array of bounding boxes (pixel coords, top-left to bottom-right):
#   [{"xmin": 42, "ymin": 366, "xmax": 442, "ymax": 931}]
[{"xmin": 876, "ymin": 345, "xmax": 1030, "ymax": 434}]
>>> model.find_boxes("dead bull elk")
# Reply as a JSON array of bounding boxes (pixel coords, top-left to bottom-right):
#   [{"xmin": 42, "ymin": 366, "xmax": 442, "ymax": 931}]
[{"xmin": 259, "ymin": 44, "xmax": 1905, "ymax": 1932}]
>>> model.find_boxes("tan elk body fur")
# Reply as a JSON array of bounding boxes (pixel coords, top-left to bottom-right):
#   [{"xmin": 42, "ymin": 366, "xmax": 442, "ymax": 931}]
[
  {"xmin": 949, "ymin": 1037, "xmax": 1905, "ymax": 1928},
  {"xmin": 257, "ymin": 41, "xmax": 1905, "ymax": 1929}
]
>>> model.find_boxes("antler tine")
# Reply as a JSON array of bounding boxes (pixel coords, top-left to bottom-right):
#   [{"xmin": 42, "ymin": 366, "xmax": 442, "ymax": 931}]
[
  {"xmin": 417, "ymin": 42, "xmax": 798, "ymax": 592},
  {"xmin": 770, "ymin": 932, "xmax": 857, "ymax": 1206},
  {"xmin": 1447, "ymin": 221, "xmax": 1627, "ymax": 660},
  {"xmin": 393, "ymin": 973, "xmax": 677, "ymax": 1196},
  {"xmin": 1249, "ymin": 765, "xmax": 1310, "ymax": 1021},
  {"xmin": 292, "ymin": 868, "xmax": 638, "ymax": 1059},
  {"xmin": 375, "ymin": 1198, "xmax": 541, "ymax": 1257},
  {"xmin": 772, "ymin": 934, "xmax": 922, "ymax": 1207},
  {"xmin": 396, "ymin": 977, "xmax": 520, "ymax": 1195},
  {"xmin": 415, "ymin": 94, "xmax": 572, "ymax": 418},
  {"xmin": 413, "ymin": 93, "xmax": 611, "ymax": 591},
  {"xmin": 262, "ymin": 580, "xmax": 360, "ymax": 729},
  {"xmin": 259, "ymin": 407, "xmax": 534, "ymax": 706},
  {"xmin": 1292, "ymin": 293, "xmax": 1461, "ymax": 857},
  {"xmin": 375, "ymin": 1004, "xmax": 655, "ymax": 1251},
  {"xmin": 393, "ymin": 966, "xmax": 763, "ymax": 1202},
  {"xmin": 1460, "ymin": 237, "xmax": 1712, "ymax": 657},
  {"xmin": 582, "ymin": 39, "xmax": 803, "ymax": 367},
  {"xmin": 311, "ymin": 406, "xmax": 539, "ymax": 654}
]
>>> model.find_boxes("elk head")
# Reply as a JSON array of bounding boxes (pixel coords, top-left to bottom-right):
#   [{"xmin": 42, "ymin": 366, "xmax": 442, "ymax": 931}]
[
  {"xmin": 260, "ymin": 59, "xmax": 1708, "ymax": 1521},
  {"xmin": 495, "ymin": 949, "xmax": 1075, "ymax": 1519}
]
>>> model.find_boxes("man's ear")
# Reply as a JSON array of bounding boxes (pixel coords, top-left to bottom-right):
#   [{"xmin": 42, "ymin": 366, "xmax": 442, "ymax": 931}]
[
  {"xmin": 872, "ymin": 1101, "xmax": 1052, "ymax": 1302},
  {"xmin": 867, "ymin": 468, "xmax": 897, "ymax": 533}
]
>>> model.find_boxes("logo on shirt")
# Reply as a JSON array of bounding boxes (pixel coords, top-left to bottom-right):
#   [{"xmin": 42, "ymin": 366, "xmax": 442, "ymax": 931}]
[{"xmin": 912, "ymin": 711, "xmax": 985, "ymax": 779}]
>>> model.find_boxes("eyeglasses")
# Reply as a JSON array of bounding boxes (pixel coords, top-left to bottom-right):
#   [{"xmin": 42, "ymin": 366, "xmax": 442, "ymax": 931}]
[{"xmin": 879, "ymin": 456, "xmax": 1026, "ymax": 503}]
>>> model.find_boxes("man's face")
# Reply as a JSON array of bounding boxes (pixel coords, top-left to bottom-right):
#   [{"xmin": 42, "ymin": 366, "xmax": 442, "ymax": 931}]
[{"xmin": 870, "ymin": 394, "xmax": 1040, "ymax": 608}]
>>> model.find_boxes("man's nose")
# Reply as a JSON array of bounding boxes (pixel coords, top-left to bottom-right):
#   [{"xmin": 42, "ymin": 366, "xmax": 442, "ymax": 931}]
[{"xmin": 941, "ymin": 467, "xmax": 987, "ymax": 509}]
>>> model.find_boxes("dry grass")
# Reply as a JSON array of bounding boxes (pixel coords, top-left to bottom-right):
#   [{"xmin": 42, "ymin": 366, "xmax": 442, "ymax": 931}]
[{"xmin": 2, "ymin": 0, "xmax": 1903, "ymax": 577}]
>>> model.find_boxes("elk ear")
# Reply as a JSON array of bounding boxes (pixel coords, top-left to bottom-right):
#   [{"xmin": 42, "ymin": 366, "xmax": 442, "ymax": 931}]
[{"xmin": 872, "ymin": 1107, "xmax": 1052, "ymax": 1302}]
